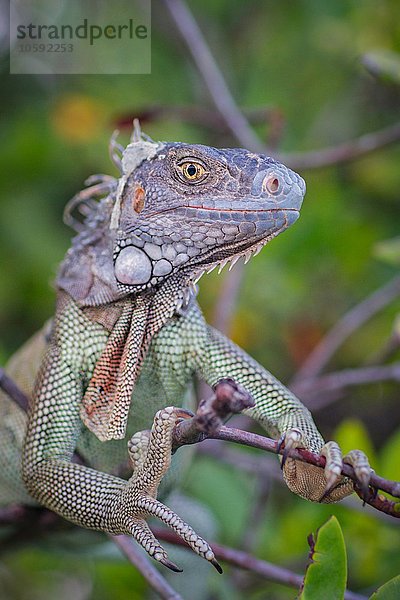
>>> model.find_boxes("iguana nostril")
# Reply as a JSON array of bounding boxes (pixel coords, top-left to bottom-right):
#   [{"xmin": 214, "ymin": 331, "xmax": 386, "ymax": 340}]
[{"xmin": 264, "ymin": 175, "xmax": 280, "ymax": 194}]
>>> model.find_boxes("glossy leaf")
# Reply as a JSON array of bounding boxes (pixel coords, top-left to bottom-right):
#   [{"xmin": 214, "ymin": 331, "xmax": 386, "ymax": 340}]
[{"xmin": 299, "ymin": 516, "xmax": 347, "ymax": 600}]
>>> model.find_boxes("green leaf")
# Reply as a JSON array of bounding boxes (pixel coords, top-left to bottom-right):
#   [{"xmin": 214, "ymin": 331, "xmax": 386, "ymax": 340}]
[
  {"xmin": 299, "ymin": 516, "xmax": 347, "ymax": 600},
  {"xmin": 369, "ymin": 575, "xmax": 400, "ymax": 599}
]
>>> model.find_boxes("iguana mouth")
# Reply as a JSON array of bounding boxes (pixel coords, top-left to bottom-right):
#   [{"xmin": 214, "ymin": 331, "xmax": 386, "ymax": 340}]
[{"xmin": 146, "ymin": 205, "xmax": 300, "ymax": 219}]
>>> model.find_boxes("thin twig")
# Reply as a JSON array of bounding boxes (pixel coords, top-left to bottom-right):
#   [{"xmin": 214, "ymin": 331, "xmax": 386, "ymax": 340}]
[
  {"xmin": 172, "ymin": 388, "xmax": 400, "ymax": 517},
  {"xmin": 0, "ymin": 367, "xmax": 29, "ymax": 412},
  {"xmin": 162, "ymin": 0, "xmax": 400, "ymax": 169},
  {"xmin": 197, "ymin": 443, "xmax": 396, "ymax": 524},
  {"xmin": 278, "ymin": 122, "xmax": 400, "ymax": 171},
  {"xmin": 162, "ymin": 0, "xmax": 264, "ymax": 152},
  {"xmin": 111, "ymin": 534, "xmax": 183, "ymax": 600},
  {"xmin": 152, "ymin": 528, "xmax": 367, "ymax": 600},
  {"xmin": 116, "ymin": 104, "xmax": 280, "ymax": 135},
  {"xmin": 292, "ymin": 363, "xmax": 400, "ymax": 408},
  {"xmin": 292, "ymin": 274, "xmax": 400, "ymax": 383},
  {"xmin": 204, "ymin": 426, "xmax": 400, "ymax": 501}
]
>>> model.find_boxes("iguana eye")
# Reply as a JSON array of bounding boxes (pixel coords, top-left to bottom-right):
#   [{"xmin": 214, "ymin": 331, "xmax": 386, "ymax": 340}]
[{"xmin": 178, "ymin": 160, "xmax": 208, "ymax": 183}]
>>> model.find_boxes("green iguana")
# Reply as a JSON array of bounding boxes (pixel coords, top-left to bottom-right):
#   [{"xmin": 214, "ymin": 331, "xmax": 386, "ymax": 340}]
[{"xmin": 0, "ymin": 127, "xmax": 371, "ymax": 572}]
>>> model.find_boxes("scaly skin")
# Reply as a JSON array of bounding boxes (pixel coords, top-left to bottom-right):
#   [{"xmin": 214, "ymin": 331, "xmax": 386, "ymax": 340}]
[{"xmin": 0, "ymin": 132, "xmax": 371, "ymax": 571}]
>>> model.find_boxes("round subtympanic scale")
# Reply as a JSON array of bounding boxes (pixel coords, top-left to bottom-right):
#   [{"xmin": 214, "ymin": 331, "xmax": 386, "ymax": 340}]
[{"xmin": 114, "ymin": 246, "xmax": 152, "ymax": 285}]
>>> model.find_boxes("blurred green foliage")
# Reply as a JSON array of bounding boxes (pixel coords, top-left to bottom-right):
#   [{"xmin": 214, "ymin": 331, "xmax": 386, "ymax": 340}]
[{"xmin": 1, "ymin": 0, "xmax": 400, "ymax": 598}]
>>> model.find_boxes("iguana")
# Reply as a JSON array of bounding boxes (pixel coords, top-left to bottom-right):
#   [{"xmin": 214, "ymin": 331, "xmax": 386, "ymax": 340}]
[{"xmin": 0, "ymin": 126, "xmax": 371, "ymax": 573}]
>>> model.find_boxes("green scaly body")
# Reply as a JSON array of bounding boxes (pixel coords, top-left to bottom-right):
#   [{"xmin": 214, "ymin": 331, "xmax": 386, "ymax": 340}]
[{"xmin": 0, "ymin": 131, "xmax": 370, "ymax": 570}]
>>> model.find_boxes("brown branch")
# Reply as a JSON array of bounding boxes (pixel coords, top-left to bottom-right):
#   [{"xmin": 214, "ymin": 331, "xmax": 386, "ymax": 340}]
[
  {"xmin": 173, "ymin": 381, "xmax": 400, "ymax": 515},
  {"xmin": 197, "ymin": 442, "xmax": 398, "ymax": 524},
  {"xmin": 208, "ymin": 426, "xmax": 400, "ymax": 502},
  {"xmin": 278, "ymin": 122, "xmax": 400, "ymax": 171},
  {"xmin": 292, "ymin": 363, "xmax": 400, "ymax": 408},
  {"xmin": 161, "ymin": 1, "xmax": 400, "ymax": 170},
  {"xmin": 111, "ymin": 534, "xmax": 183, "ymax": 600},
  {"xmin": 292, "ymin": 274, "xmax": 400, "ymax": 383},
  {"xmin": 162, "ymin": 0, "xmax": 264, "ymax": 152},
  {"xmin": 0, "ymin": 367, "xmax": 29, "ymax": 412}
]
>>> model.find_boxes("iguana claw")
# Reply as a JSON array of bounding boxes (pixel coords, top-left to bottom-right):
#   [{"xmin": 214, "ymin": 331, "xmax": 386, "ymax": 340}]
[
  {"xmin": 211, "ymin": 558, "xmax": 224, "ymax": 574},
  {"xmin": 159, "ymin": 557, "xmax": 183, "ymax": 573}
]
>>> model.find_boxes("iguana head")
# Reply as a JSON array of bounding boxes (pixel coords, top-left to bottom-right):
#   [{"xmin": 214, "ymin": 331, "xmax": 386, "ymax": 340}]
[
  {"xmin": 113, "ymin": 139, "xmax": 305, "ymax": 293},
  {"xmin": 58, "ymin": 132, "xmax": 305, "ymax": 307}
]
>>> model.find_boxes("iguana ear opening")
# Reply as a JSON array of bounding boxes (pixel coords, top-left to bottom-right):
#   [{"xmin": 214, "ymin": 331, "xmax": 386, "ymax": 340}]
[{"xmin": 132, "ymin": 184, "xmax": 146, "ymax": 214}]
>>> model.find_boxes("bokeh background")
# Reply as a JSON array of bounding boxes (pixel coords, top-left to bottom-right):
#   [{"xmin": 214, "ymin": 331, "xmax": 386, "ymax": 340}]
[{"xmin": 1, "ymin": 0, "xmax": 400, "ymax": 598}]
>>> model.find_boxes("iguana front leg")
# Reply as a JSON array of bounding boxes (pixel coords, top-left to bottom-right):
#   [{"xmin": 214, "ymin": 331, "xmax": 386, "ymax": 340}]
[
  {"xmin": 21, "ymin": 300, "xmax": 219, "ymax": 571},
  {"xmin": 118, "ymin": 406, "xmax": 221, "ymax": 572},
  {"xmin": 195, "ymin": 322, "xmax": 371, "ymax": 503}
]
